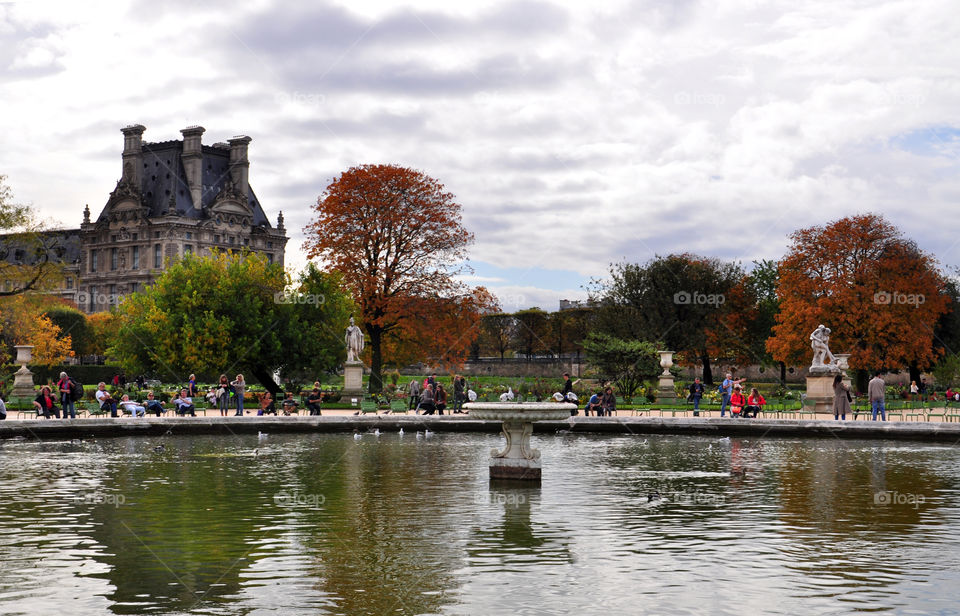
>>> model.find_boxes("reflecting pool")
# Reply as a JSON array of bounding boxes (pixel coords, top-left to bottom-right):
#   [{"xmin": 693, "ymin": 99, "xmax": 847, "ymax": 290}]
[{"xmin": 0, "ymin": 432, "xmax": 958, "ymax": 614}]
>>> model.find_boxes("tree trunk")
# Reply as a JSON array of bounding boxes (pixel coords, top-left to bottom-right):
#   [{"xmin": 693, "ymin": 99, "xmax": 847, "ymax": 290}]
[
  {"xmin": 855, "ymin": 369, "xmax": 869, "ymax": 395},
  {"xmin": 700, "ymin": 349, "xmax": 713, "ymax": 384},
  {"xmin": 908, "ymin": 361, "xmax": 921, "ymax": 387},
  {"xmin": 250, "ymin": 365, "xmax": 281, "ymax": 396},
  {"xmin": 779, "ymin": 361, "xmax": 787, "ymax": 386},
  {"xmin": 368, "ymin": 326, "xmax": 383, "ymax": 394}
]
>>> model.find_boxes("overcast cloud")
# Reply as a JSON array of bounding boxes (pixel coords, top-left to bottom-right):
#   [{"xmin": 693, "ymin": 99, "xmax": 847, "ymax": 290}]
[{"xmin": 1, "ymin": 0, "xmax": 959, "ymax": 310}]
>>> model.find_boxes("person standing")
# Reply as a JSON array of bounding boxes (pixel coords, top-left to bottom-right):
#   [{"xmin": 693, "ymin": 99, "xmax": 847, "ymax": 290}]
[
  {"xmin": 562, "ymin": 373, "xmax": 574, "ymax": 398},
  {"xmin": 216, "ymin": 374, "xmax": 231, "ymax": 416},
  {"xmin": 833, "ymin": 374, "xmax": 851, "ymax": 421},
  {"xmin": 688, "ymin": 378, "xmax": 705, "ymax": 416},
  {"xmin": 720, "ymin": 373, "xmax": 745, "ymax": 417},
  {"xmin": 187, "ymin": 374, "xmax": 198, "ymax": 398},
  {"xmin": 408, "ymin": 379, "xmax": 421, "ymax": 411},
  {"xmin": 57, "ymin": 371, "xmax": 77, "ymax": 420},
  {"xmin": 231, "ymin": 374, "xmax": 246, "ymax": 416},
  {"xmin": 868, "ymin": 372, "xmax": 886, "ymax": 421},
  {"xmin": 453, "ymin": 375, "xmax": 465, "ymax": 414}
]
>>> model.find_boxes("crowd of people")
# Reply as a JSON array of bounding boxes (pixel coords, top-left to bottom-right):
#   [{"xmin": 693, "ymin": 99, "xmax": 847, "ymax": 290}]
[{"xmin": 407, "ymin": 374, "xmax": 471, "ymax": 415}]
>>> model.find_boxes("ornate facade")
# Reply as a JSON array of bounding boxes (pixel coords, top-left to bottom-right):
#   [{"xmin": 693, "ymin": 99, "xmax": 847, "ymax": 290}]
[{"xmin": 48, "ymin": 124, "xmax": 287, "ymax": 312}]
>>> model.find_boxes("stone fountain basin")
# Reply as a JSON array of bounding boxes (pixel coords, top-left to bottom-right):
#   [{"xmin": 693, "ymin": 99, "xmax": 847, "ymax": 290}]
[{"xmin": 463, "ymin": 402, "xmax": 575, "ymax": 422}]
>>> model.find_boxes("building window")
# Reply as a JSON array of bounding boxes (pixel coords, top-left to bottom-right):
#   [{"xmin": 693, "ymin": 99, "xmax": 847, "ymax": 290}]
[
  {"xmin": 90, "ymin": 250, "xmax": 98, "ymax": 272},
  {"xmin": 267, "ymin": 241, "xmax": 273, "ymax": 249},
  {"xmin": 66, "ymin": 277, "xmax": 73, "ymax": 289},
  {"xmin": 111, "ymin": 234, "xmax": 117, "ymax": 242},
  {"xmin": 109, "ymin": 284, "xmax": 116, "ymax": 305},
  {"xmin": 186, "ymin": 231, "xmax": 193, "ymax": 240},
  {"xmin": 130, "ymin": 282, "xmax": 139, "ymax": 294},
  {"xmin": 184, "ymin": 244, "xmax": 193, "ymax": 255},
  {"xmin": 266, "ymin": 253, "xmax": 273, "ymax": 264},
  {"xmin": 154, "ymin": 244, "xmax": 161, "ymax": 268},
  {"xmin": 132, "ymin": 233, "xmax": 138, "ymax": 241},
  {"xmin": 111, "ymin": 247, "xmax": 118, "ymax": 270},
  {"xmin": 89, "ymin": 285, "xmax": 97, "ymax": 312},
  {"xmin": 154, "ymin": 231, "xmax": 160, "ymax": 239},
  {"xmin": 214, "ymin": 234, "xmax": 221, "ymax": 243},
  {"xmin": 132, "ymin": 246, "xmax": 140, "ymax": 269},
  {"xmin": 229, "ymin": 236, "xmax": 235, "ymax": 244}
]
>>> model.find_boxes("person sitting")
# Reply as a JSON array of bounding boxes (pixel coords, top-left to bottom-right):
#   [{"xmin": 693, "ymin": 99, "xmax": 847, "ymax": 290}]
[
  {"xmin": 729, "ymin": 385, "xmax": 747, "ymax": 418},
  {"xmin": 280, "ymin": 392, "xmax": 298, "ymax": 415},
  {"xmin": 119, "ymin": 394, "xmax": 146, "ymax": 418},
  {"xmin": 306, "ymin": 385, "xmax": 323, "ymax": 416},
  {"xmin": 601, "ymin": 386, "xmax": 617, "ymax": 417},
  {"xmin": 144, "ymin": 391, "xmax": 165, "ymax": 417},
  {"xmin": 257, "ymin": 391, "xmax": 277, "ymax": 416},
  {"xmin": 205, "ymin": 387, "xmax": 218, "ymax": 408},
  {"xmin": 585, "ymin": 391, "xmax": 602, "ymax": 416},
  {"xmin": 745, "ymin": 388, "xmax": 766, "ymax": 418},
  {"xmin": 34, "ymin": 386, "xmax": 60, "ymax": 419},
  {"xmin": 95, "ymin": 382, "xmax": 118, "ymax": 418},
  {"xmin": 435, "ymin": 384, "xmax": 448, "ymax": 415},
  {"xmin": 418, "ymin": 384, "xmax": 436, "ymax": 415},
  {"xmin": 173, "ymin": 389, "xmax": 196, "ymax": 416}
]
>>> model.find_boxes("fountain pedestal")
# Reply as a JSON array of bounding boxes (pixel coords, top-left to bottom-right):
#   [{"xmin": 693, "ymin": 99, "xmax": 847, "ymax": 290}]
[{"xmin": 465, "ymin": 402, "xmax": 574, "ymax": 481}]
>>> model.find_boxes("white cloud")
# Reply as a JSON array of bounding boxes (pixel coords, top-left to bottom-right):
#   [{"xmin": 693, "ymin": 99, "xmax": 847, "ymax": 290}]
[{"xmin": 2, "ymin": 0, "xmax": 960, "ymax": 307}]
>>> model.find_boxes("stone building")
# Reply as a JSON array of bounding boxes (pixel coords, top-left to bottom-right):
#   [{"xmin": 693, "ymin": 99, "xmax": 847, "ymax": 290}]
[{"xmin": 4, "ymin": 124, "xmax": 288, "ymax": 312}]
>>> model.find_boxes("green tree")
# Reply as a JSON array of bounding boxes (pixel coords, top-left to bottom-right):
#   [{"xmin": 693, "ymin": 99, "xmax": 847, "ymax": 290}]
[
  {"xmin": 512, "ymin": 308, "xmax": 550, "ymax": 358},
  {"xmin": 44, "ymin": 305, "xmax": 94, "ymax": 356},
  {"xmin": 592, "ymin": 255, "xmax": 743, "ymax": 384},
  {"xmin": 582, "ymin": 332, "xmax": 660, "ymax": 401},
  {"xmin": 108, "ymin": 252, "xmax": 353, "ymax": 394}
]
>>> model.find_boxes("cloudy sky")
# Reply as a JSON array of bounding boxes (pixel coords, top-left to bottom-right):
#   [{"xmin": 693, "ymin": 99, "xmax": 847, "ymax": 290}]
[{"xmin": 1, "ymin": 0, "xmax": 958, "ymax": 310}]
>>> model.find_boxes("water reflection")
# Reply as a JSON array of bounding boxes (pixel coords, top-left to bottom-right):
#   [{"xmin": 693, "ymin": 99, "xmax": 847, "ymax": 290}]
[{"xmin": 0, "ymin": 434, "xmax": 957, "ymax": 615}]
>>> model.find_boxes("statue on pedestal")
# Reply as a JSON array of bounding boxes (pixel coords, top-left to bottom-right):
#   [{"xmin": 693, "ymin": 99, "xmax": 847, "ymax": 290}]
[
  {"xmin": 810, "ymin": 324, "xmax": 838, "ymax": 371},
  {"xmin": 345, "ymin": 317, "xmax": 364, "ymax": 363}
]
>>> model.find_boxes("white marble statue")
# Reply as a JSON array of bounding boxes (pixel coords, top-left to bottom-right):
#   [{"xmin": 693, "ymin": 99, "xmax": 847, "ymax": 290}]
[
  {"xmin": 345, "ymin": 317, "xmax": 364, "ymax": 363},
  {"xmin": 810, "ymin": 324, "xmax": 837, "ymax": 368}
]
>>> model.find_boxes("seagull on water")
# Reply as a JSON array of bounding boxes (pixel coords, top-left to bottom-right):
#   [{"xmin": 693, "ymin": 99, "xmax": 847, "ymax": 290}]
[{"xmin": 398, "ymin": 428, "xmax": 404, "ymax": 436}]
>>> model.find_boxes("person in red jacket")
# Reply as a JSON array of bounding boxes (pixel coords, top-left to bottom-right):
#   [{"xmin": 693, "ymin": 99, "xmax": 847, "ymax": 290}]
[
  {"xmin": 729, "ymin": 385, "xmax": 747, "ymax": 418},
  {"xmin": 745, "ymin": 388, "xmax": 766, "ymax": 418}
]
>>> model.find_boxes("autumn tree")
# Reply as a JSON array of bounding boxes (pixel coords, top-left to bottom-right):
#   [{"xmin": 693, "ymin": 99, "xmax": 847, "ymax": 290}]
[
  {"xmin": 0, "ymin": 295, "xmax": 73, "ymax": 365},
  {"xmin": 44, "ymin": 305, "xmax": 94, "ymax": 357},
  {"xmin": 85, "ymin": 312, "xmax": 117, "ymax": 356},
  {"xmin": 304, "ymin": 164, "xmax": 480, "ymax": 393},
  {"xmin": 766, "ymin": 214, "xmax": 950, "ymax": 390},
  {"xmin": 591, "ymin": 255, "xmax": 743, "ymax": 384},
  {"xmin": 109, "ymin": 252, "xmax": 353, "ymax": 394},
  {"xmin": 0, "ymin": 174, "xmax": 65, "ymax": 296}
]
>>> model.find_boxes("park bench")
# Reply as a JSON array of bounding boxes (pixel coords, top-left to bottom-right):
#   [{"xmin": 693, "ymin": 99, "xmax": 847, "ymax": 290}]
[
  {"xmin": 11, "ymin": 397, "xmax": 38, "ymax": 419},
  {"xmin": 359, "ymin": 400, "xmax": 379, "ymax": 415},
  {"xmin": 389, "ymin": 400, "xmax": 408, "ymax": 415}
]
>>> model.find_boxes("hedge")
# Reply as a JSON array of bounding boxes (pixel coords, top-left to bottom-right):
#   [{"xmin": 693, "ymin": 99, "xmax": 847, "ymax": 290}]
[{"xmin": 2, "ymin": 364, "xmax": 119, "ymax": 386}]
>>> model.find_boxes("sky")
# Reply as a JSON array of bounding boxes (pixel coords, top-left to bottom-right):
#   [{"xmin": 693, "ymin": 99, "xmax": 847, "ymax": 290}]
[{"xmin": 1, "ymin": 0, "xmax": 959, "ymax": 311}]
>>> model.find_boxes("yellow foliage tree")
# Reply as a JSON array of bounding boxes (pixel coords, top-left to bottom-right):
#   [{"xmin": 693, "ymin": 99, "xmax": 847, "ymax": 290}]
[{"xmin": 0, "ymin": 295, "xmax": 73, "ymax": 365}]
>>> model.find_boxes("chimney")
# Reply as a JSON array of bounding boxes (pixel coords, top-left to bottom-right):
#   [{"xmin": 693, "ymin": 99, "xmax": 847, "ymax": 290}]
[
  {"xmin": 120, "ymin": 124, "xmax": 146, "ymax": 186},
  {"xmin": 180, "ymin": 125, "xmax": 205, "ymax": 209},
  {"xmin": 227, "ymin": 135, "xmax": 252, "ymax": 202}
]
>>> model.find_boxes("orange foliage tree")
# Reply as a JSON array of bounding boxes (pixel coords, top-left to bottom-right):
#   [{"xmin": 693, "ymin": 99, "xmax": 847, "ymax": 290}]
[
  {"xmin": 766, "ymin": 214, "xmax": 950, "ymax": 382},
  {"xmin": 0, "ymin": 295, "xmax": 74, "ymax": 365},
  {"xmin": 304, "ymin": 164, "xmax": 485, "ymax": 392}
]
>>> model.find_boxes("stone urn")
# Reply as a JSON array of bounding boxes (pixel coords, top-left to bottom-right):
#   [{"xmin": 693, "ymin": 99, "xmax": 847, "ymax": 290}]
[
  {"xmin": 464, "ymin": 402, "xmax": 574, "ymax": 481},
  {"xmin": 11, "ymin": 345, "xmax": 35, "ymax": 399},
  {"xmin": 656, "ymin": 350, "xmax": 679, "ymax": 403}
]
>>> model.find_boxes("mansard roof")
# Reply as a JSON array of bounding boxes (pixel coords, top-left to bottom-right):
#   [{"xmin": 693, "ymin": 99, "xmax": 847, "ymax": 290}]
[{"xmin": 97, "ymin": 140, "xmax": 272, "ymax": 227}]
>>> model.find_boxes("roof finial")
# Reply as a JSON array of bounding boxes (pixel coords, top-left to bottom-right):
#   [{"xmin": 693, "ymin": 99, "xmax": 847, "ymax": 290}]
[
  {"xmin": 83, "ymin": 204, "xmax": 90, "ymax": 224},
  {"xmin": 277, "ymin": 210, "xmax": 285, "ymax": 230}
]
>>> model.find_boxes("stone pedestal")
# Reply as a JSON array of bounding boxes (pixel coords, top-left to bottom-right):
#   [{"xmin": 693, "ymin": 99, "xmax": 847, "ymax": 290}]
[
  {"xmin": 10, "ymin": 345, "xmax": 35, "ymax": 399},
  {"xmin": 342, "ymin": 361, "xmax": 365, "ymax": 401},
  {"xmin": 657, "ymin": 350, "xmax": 679, "ymax": 403},
  {"xmin": 806, "ymin": 369, "xmax": 839, "ymax": 412},
  {"xmin": 465, "ymin": 402, "xmax": 574, "ymax": 481}
]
